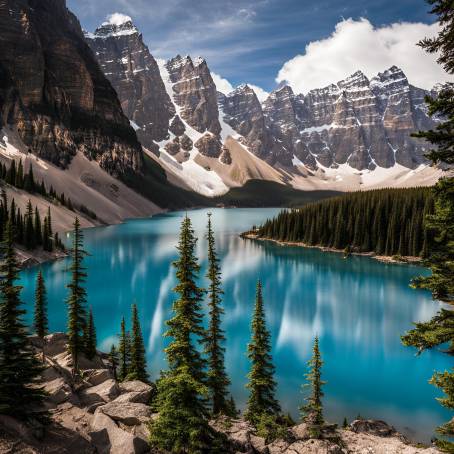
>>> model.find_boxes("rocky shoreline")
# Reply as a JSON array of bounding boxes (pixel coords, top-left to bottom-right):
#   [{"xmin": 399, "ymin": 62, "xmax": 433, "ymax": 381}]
[
  {"xmin": 241, "ymin": 233, "xmax": 423, "ymax": 265},
  {"xmin": 0, "ymin": 332, "xmax": 440, "ymax": 454}
]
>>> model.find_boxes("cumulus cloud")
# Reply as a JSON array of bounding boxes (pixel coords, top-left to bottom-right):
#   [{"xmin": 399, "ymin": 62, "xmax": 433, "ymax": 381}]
[
  {"xmin": 277, "ymin": 18, "xmax": 452, "ymax": 94},
  {"xmin": 212, "ymin": 73, "xmax": 269, "ymax": 102},
  {"xmin": 212, "ymin": 72, "xmax": 234, "ymax": 94},
  {"xmin": 103, "ymin": 12, "xmax": 132, "ymax": 26}
]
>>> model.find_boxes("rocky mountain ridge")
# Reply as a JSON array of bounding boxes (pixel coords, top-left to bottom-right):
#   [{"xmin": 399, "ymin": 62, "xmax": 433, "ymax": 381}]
[
  {"xmin": 85, "ymin": 16, "xmax": 444, "ymax": 196},
  {"xmin": 0, "ymin": 0, "xmax": 143, "ymax": 177}
]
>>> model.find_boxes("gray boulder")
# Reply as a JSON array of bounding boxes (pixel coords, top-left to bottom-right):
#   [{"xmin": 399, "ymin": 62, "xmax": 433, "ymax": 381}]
[
  {"xmin": 99, "ymin": 401, "xmax": 152, "ymax": 426},
  {"xmin": 118, "ymin": 381, "xmax": 153, "ymax": 404},
  {"xmin": 90, "ymin": 409, "xmax": 150, "ymax": 454},
  {"xmin": 80, "ymin": 379, "xmax": 120, "ymax": 406}
]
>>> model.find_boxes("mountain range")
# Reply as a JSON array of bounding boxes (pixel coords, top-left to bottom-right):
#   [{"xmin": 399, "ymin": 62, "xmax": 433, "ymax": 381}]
[
  {"xmin": 85, "ymin": 15, "xmax": 444, "ymax": 196},
  {"xmin": 0, "ymin": 0, "xmax": 445, "ymax": 227}
]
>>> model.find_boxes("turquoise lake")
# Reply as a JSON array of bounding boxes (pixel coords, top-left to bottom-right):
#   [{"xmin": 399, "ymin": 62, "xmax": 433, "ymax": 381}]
[{"xmin": 19, "ymin": 208, "xmax": 450, "ymax": 443}]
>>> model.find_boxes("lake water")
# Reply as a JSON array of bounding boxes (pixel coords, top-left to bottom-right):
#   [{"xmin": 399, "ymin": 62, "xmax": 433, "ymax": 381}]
[{"xmin": 19, "ymin": 208, "xmax": 450, "ymax": 443}]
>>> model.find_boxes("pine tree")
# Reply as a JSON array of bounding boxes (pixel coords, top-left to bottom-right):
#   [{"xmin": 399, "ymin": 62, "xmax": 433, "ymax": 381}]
[
  {"xmin": 127, "ymin": 304, "xmax": 148, "ymax": 382},
  {"xmin": 23, "ymin": 163, "xmax": 35, "ymax": 193},
  {"xmin": 150, "ymin": 215, "xmax": 214, "ymax": 453},
  {"xmin": 204, "ymin": 213, "xmax": 230, "ymax": 415},
  {"xmin": 15, "ymin": 159, "xmax": 23, "ymax": 188},
  {"xmin": 300, "ymin": 336, "xmax": 326, "ymax": 438},
  {"xmin": 66, "ymin": 217, "xmax": 88, "ymax": 372},
  {"xmin": 118, "ymin": 316, "xmax": 130, "ymax": 381},
  {"xmin": 33, "ymin": 270, "xmax": 48, "ymax": 339},
  {"xmin": 83, "ymin": 308, "xmax": 97, "ymax": 360},
  {"xmin": 245, "ymin": 280, "xmax": 280, "ymax": 425},
  {"xmin": 110, "ymin": 344, "xmax": 118, "ymax": 381},
  {"xmin": 0, "ymin": 221, "xmax": 44, "ymax": 416},
  {"xmin": 24, "ymin": 200, "xmax": 35, "ymax": 249},
  {"xmin": 402, "ymin": 2, "xmax": 454, "ymax": 450},
  {"xmin": 34, "ymin": 207, "xmax": 42, "ymax": 246}
]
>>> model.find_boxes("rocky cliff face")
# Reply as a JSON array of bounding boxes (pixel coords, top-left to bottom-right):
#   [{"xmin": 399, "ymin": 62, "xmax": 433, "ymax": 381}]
[
  {"xmin": 0, "ymin": 0, "xmax": 143, "ymax": 177},
  {"xmin": 166, "ymin": 55, "xmax": 221, "ymax": 136},
  {"xmin": 85, "ymin": 19, "xmax": 175, "ymax": 151},
  {"xmin": 218, "ymin": 84, "xmax": 287, "ymax": 164},
  {"xmin": 262, "ymin": 66, "xmax": 436, "ymax": 170}
]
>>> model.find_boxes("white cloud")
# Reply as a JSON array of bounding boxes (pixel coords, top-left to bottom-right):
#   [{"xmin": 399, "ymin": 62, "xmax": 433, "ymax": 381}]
[
  {"xmin": 212, "ymin": 72, "xmax": 234, "ymax": 94},
  {"xmin": 277, "ymin": 18, "xmax": 452, "ymax": 94},
  {"xmin": 103, "ymin": 12, "xmax": 132, "ymax": 26},
  {"xmin": 248, "ymin": 84, "xmax": 269, "ymax": 102},
  {"xmin": 212, "ymin": 72, "xmax": 269, "ymax": 102}
]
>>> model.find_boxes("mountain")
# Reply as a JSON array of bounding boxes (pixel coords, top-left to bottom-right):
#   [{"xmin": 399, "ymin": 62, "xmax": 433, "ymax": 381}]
[
  {"xmin": 0, "ymin": 0, "xmax": 143, "ymax": 177},
  {"xmin": 84, "ymin": 19, "xmax": 175, "ymax": 152},
  {"xmin": 85, "ymin": 17, "xmax": 444, "ymax": 196},
  {"xmin": 259, "ymin": 66, "xmax": 435, "ymax": 171}
]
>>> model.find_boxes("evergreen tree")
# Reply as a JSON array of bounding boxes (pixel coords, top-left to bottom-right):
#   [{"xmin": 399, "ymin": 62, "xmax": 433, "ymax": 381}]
[
  {"xmin": 23, "ymin": 163, "xmax": 35, "ymax": 193},
  {"xmin": 204, "ymin": 213, "xmax": 230, "ymax": 415},
  {"xmin": 83, "ymin": 308, "xmax": 97, "ymax": 360},
  {"xmin": 15, "ymin": 159, "xmax": 23, "ymax": 188},
  {"xmin": 245, "ymin": 280, "xmax": 280, "ymax": 425},
  {"xmin": 110, "ymin": 344, "xmax": 118, "ymax": 381},
  {"xmin": 127, "ymin": 304, "xmax": 148, "ymax": 382},
  {"xmin": 300, "ymin": 336, "xmax": 326, "ymax": 438},
  {"xmin": 402, "ymin": 2, "xmax": 454, "ymax": 450},
  {"xmin": 34, "ymin": 207, "xmax": 42, "ymax": 246},
  {"xmin": 33, "ymin": 270, "xmax": 48, "ymax": 339},
  {"xmin": 66, "ymin": 217, "xmax": 88, "ymax": 372},
  {"xmin": 118, "ymin": 316, "xmax": 130, "ymax": 381},
  {"xmin": 0, "ymin": 221, "xmax": 44, "ymax": 416},
  {"xmin": 24, "ymin": 200, "xmax": 35, "ymax": 249},
  {"xmin": 150, "ymin": 215, "xmax": 214, "ymax": 454}
]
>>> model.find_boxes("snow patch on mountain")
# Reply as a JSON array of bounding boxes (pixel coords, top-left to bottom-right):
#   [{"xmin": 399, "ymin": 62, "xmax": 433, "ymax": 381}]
[{"xmin": 103, "ymin": 13, "xmax": 132, "ymax": 27}]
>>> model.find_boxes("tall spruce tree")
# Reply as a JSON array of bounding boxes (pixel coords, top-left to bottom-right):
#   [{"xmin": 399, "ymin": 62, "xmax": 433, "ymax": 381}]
[
  {"xmin": 0, "ymin": 221, "xmax": 44, "ymax": 416},
  {"xmin": 204, "ymin": 213, "xmax": 230, "ymax": 415},
  {"xmin": 150, "ymin": 215, "xmax": 214, "ymax": 454},
  {"xmin": 24, "ymin": 200, "xmax": 34, "ymax": 249},
  {"xmin": 118, "ymin": 316, "xmax": 130, "ymax": 381},
  {"xmin": 245, "ymin": 280, "xmax": 280, "ymax": 425},
  {"xmin": 402, "ymin": 1, "xmax": 454, "ymax": 451},
  {"xmin": 300, "ymin": 336, "xmax": 326, "ymax": 438},
  {"xmin": 33, "ymin": 270, "xmax": 48, "ymax": 339},
  {"xmin": 84, "ymin": 308, "xmax": 97, "ymax": 360},
  {"xmin": 127, "ymin": 304, "xmax": 148, "ymax": 382},
  {"xmin": 66, "ymin": 217, "xmax": 88, "ymax": 372}
]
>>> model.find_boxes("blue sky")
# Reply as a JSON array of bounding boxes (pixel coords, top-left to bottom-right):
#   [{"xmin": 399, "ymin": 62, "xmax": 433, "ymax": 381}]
[{"xmin": 68, "ymin": 0, "xmax": 448, "ymax": 94}]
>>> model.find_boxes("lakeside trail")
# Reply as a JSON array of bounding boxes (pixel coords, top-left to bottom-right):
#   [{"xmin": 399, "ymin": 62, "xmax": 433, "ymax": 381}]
[
  {"xmin": 241, "ymin": 233, "xmax": 423, "ymax": 265},
  {"xmin": 0, "ymin": 332, "xmax": 441, "ymax": 454}
]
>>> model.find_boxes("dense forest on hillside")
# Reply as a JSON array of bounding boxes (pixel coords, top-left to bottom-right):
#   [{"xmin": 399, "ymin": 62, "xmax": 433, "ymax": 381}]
[{"xmin": 253, "ymin": 188, "xmax": 434, "ymax": 257}]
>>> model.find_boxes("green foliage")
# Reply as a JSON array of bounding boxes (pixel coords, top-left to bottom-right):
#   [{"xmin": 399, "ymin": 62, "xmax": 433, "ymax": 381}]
[
  {"xmin": 245, "ymin": 281, "xmax": 280, "ymax": 425},
  {"xmin": 255, "ymin": 412, "xmax": 291, "ymax": 443},
  {"xmin": 204, "ymin": 213, "xmax": 230, "ymax": 416},
  {"xmin": 33, "ymin": 270, "xmax": 48, "ymax": 339},
  {"xmin": 300, "ymin": 336, "xmax": 326, "ymax": 438},
  {"xmin": 150, "ymin": 216, "xmax": 214, "ymax": 453},
  {"xmin": 66, "ymin": 218, "xmax": 88, "ymax": 372},
  {"xmin": 403, "ymin": 2, "xmax": 454, "ymax": 450},
  {"xmin": 256, "ymin": 188, "xmax": 433, "ymax": 257},
  {"xmin": 127, "ymin": 304, "xmax": 148, "ymax": 382},
  {"xmin": 0, "ymin": 221, "xmax": 44, "ymax": 416},
  {"xmin": 83, "ymin": 308, "xmax": 97, "ymax": 360},
  {"xmin": 118, "ymin": 317, "xmax": 131, "ymax": 381}
]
